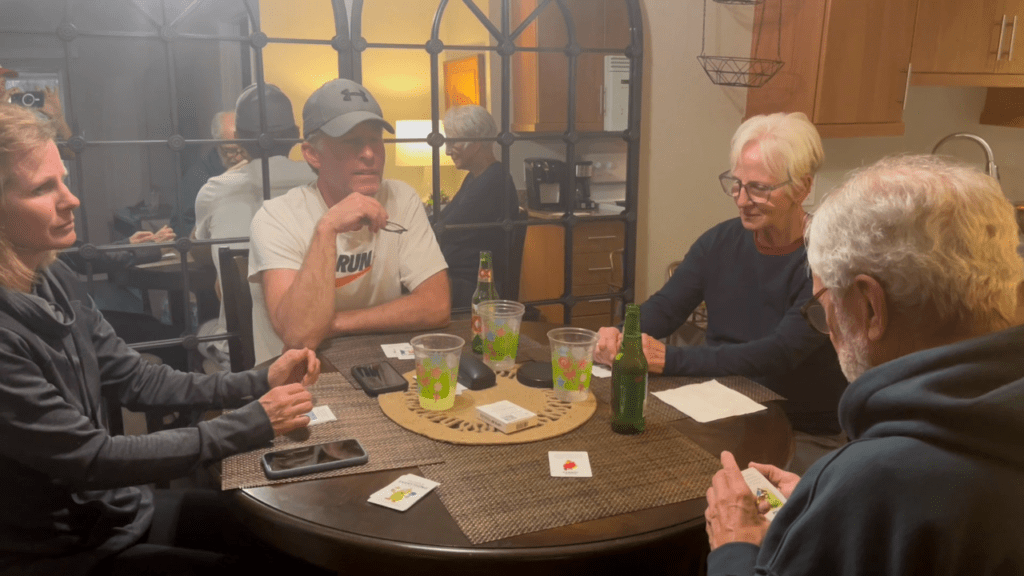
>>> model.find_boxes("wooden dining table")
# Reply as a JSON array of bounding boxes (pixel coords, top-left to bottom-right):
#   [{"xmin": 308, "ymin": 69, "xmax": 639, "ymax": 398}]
[{"xmin": 229, "ymin": 321, "xmax": 794, "ymax": 575}]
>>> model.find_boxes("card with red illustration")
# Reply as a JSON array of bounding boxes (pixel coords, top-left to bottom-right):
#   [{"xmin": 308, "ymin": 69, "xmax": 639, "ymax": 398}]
[{"xmin": 548, "ymin": 451, "xmax": 592, "ymax": 477}]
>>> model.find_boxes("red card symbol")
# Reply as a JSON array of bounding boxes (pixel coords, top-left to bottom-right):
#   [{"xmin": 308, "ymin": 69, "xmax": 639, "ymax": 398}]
[{"xmin": 563, "ymin": 460, "xmax": 577, "ymax": 471}]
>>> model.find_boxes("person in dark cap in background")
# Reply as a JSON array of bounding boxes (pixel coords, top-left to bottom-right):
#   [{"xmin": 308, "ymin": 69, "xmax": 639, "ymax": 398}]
[
  {"xmin": 248, "ymin": 78, "xmax": 449, "ymax": 364},
  {"xmin": 169, "ymin": 110, "xmax": 249, "ymax": 237},
  {"xmin": 194, "ymin": 84, "xmax": 314, "ymax": 371}
]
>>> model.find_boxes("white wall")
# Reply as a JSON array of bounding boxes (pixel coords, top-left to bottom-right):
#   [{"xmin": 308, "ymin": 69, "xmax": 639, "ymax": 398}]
[{"xmin": 637, "ymin": 2, "xmax": 1024, "ymax": 303}]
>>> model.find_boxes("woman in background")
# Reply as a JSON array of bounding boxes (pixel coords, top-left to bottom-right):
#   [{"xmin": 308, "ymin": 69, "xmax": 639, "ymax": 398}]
[{"xmin": 438, "ymin": 105, "xmax": 521, "ymax": 306}]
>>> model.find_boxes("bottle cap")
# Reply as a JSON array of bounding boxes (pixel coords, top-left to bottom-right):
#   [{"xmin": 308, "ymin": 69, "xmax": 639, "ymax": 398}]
[{"xmin": 516, "ymin": 361, "xmax": 553, "ymax": 388}]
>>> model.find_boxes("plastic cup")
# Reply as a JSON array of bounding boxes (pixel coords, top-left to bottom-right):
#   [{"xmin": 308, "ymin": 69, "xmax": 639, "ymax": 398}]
[
  {"xmin": 477, "ymin": 300, "xmax": 526, "ymax": 371},
  {"xmin": 410, "ymin": 333, "xmax": 464, "ymax": 411},
  {"xmin": 547, "ymin": 327, "xmax": 598, "ymax": 402}
]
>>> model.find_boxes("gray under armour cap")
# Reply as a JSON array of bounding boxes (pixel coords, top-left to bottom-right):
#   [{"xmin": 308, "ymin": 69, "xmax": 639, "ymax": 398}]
[
  {"xmin": 235, "ymin": 83, "xmax": 297, "ymax": 133},
  {"xmin": 302, "ymin": 78, "xmax": 394, "ymax": 139}
]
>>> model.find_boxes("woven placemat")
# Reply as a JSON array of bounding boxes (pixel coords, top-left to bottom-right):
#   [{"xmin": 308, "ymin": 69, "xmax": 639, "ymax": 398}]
[
  {"xmin": 420, "ymin": 403, "xmax": 720, "ymax": 544},
  {"xmin": 379, "ymin": 367, "xmax": 596, "ymax": 444},
  {"xmin": 220, "ymin": 372, "xmax": 445, "ymax": 489},
  {"xmin": 589, "ymin": 374, "xmax": 785, "ymax": 423}
]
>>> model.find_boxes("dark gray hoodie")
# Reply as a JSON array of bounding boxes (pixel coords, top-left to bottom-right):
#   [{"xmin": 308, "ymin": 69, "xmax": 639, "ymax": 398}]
[
  {"xmin": 708, "ymin": 322, "xmax": 1024, "ymax": 576},
  {"xmin": 0, "ymin": 261, "xmax": 274, "ymax": 575}
]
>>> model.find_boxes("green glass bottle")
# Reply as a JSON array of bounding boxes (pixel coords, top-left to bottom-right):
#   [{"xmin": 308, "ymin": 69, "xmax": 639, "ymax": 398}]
[
  {"xmin": 471, "ymin": 251, "xmax": 499, "ymax": 354},
  {"xmin": 611, "ymin": 303, "xmax": 648, "ymax": 434}
]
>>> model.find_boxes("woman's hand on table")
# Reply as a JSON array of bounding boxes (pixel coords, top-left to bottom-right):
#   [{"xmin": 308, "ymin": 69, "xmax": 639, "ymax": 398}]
[
  {"xmin": 594, "ymin": 326, "xmax": 622, "ymax": 365},
  {"xmin": 267, "ymin": 347, "xmax": 320, "ymax": 388},
  {"xmin": 260, "ymin": 348, "xmax": 320, "ymax": 435},
  {"xmin": 749, "ymin": 461, "xmax": 801, "ymax": 502},
  {"xmin": 641, "ymin": 334, "xmax": 666, "ymax": 374},
  {"xmin": 258, "ymin": 383, "xmax": 314, "ymax": 436},
  {"xmin": 704, "ymin": 451, "xmax": 770, "ymax": 551}
]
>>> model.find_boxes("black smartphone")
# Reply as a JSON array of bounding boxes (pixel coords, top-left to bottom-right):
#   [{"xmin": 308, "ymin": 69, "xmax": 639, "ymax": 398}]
[
  {"xmin": 351, "ymin": 361, "xmax": 409, "ymax": 397},
  {"xmin": 261, "ymin": 439, "xmax": 368, "ymax": 480}
]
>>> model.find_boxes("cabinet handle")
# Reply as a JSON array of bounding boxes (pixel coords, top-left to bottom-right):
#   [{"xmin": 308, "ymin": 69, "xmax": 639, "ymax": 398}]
[
  {"xmin": 998, "ymin": 14, "xmax": 1008, "ymax": 60},
  {"xmin": 587, "ymin": 266, "xmax": 613, "ymax": 272},
  {"xmin": 1011, "ymin": 15, "xmax": 1018, "ymax": 61},
  {"xmin": 586, "ymin": 235, "xmax": 618, "ymax": 241},
  {"xmin": 588, "ymin": 298, "xmax": 612, "ymax": 304},
  {"xmin": 902, "ymin": 63, "xmax": 912, "ymax": 111}
]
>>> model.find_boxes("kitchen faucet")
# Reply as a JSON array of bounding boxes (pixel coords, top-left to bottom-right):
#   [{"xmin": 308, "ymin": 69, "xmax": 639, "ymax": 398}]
[{"xmin": 931, "ymin": 133, "xmax": 1000, "ymax": 181}]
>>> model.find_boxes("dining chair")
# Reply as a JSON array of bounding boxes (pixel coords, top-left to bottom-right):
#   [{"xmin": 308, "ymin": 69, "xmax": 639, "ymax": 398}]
[
  {"xmin": 665, "ymin": 260, "xmax": 707, "ymax": 347},
  {"xmin": 218, "ymin": 246, "xmax": 256, "ymax": 372}
]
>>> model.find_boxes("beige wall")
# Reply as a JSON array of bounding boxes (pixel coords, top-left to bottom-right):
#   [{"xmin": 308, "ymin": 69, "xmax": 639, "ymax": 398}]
[
  {"xmin": 636, "ymin": 0, "xmax": 750, "ymax": 301},
  {"xmin": 637, "ymin": 1, "xmax": 1024, "ymax": 303}
]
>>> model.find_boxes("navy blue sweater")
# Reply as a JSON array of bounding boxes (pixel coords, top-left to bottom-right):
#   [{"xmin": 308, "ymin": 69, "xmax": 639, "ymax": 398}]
[
  {"xmin": 708, "ymin": 323, "xmax": 1024, "ymax": 576},
  {"xmin": 641, "ymin": 218, "xmax": 846, "ymax": 432}
]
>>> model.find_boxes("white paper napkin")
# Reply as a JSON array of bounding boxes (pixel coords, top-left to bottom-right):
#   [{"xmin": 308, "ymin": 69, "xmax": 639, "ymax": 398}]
[{"xmin": 652, "ymin": 379, "xmax": 766, "ymax": 423}]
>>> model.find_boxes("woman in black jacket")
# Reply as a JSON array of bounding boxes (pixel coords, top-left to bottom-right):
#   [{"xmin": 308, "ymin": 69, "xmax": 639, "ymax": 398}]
[{"xmin": 0, "ymin": 103, "xmax": 322, "ymax": 575}]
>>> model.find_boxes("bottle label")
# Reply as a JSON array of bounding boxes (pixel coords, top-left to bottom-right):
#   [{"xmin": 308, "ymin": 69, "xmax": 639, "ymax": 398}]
[
  {"xmin": 472, "ymin": 304, "xmax": 482, "ymax": 337},
  {"xmin": 478, "ymin": 268, "xmax": 492, "ymax": 282}
]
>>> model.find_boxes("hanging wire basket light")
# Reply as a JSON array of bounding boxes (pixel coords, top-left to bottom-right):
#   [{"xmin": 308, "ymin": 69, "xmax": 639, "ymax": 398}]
[{"xmin": 697, "ymin": 0, "xmax": 783, "ymax": 88}]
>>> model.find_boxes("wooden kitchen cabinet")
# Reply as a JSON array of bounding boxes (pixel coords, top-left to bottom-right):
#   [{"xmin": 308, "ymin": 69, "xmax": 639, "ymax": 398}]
[
  {"xmin": 745, "ymin": 0, "xmax": 918, "ymax": 138},
  {"xmin": 511, "ymin": 0, "xmax": 629, "ymax": 132},
  {"xmin": 518, "ymin": 218, "xmax": 624, "ymax": 330},
  {"xmin": 911, "ymin": 0, "xmax": 1024, "ymax": 85}
]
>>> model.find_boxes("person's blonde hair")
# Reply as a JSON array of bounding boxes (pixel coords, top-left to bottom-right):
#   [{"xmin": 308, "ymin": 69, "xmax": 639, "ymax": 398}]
[
  {"xmin": 0, "ymin": 103, "xmax": 58, "ymax": 290},
  {"xmin": 807, "ymin": 154, "xmax": 1023, "ymax": 331},
  {"xmin": 729, "ymin": 112, "xmax": 823, "ymax": 191}
]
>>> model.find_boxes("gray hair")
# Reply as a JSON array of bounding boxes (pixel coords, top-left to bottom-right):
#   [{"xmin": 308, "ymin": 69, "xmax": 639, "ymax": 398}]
[
  {"xmin": 807, "ymin": 154, "xmax": 1023, "ymax": 330},
  {"xmin": 730, "ymin": 112, "xmax": 823, "ymax": 185},
  {"xmin": 443, "ymin": 105, "xmax": 498, "ymax": 139},
  {"xmin": 210, "ymin": 110, "xmax": 235, "ymax": 139}
]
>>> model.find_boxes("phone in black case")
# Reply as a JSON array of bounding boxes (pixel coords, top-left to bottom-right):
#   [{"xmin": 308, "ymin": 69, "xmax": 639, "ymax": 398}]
[{"xmin": 350, "ymin": 361, "xmax": 409, "ymax": 397}]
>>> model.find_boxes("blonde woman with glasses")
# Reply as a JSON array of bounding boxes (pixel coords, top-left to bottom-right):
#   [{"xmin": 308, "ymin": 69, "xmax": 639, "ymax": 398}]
[{"xmin": 594, "ymin": 112, "xmax": 847, "ymax": 473}]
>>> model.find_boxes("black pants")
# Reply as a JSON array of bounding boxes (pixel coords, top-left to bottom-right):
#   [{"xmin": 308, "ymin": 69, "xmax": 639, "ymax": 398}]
[{"xmin": 89, "ymin": 489, "xmax": 332, "ymax": 576}]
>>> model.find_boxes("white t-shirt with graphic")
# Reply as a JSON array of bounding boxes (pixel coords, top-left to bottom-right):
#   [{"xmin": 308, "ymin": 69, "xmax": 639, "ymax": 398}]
[{"xmin": 248, "ymin": 179, "xmax": 448, "ymax": 363}]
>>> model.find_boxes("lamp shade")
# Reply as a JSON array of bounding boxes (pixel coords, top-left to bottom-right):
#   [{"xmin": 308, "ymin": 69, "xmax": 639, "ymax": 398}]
[{"xmin": 395, "ymin": 119, "xmax": 453, "ymax": 167}]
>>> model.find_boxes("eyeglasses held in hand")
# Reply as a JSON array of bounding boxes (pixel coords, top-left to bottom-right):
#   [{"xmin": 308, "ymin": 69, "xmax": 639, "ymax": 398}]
[
  {"xmin": 718, "ymin": 170, "xmax": 792, "ymax": 203},
  {"xmin": 361, "ymin": 218, "xmax": 406, "ymax": 234}
]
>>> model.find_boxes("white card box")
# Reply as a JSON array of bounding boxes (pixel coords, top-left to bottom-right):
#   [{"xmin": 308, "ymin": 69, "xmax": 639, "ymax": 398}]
[{"xmin": 476, "ymin": 400, "xmax": 539, "ymax": 434}]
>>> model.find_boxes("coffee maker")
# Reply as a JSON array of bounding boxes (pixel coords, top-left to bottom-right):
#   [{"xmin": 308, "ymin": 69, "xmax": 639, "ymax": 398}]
[{"xmin": 525, "ymin": 158, "xmax": 597, "ymax": 211}]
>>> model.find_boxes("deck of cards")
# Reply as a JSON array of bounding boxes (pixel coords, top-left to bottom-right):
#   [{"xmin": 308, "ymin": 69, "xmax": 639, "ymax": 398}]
[
  {"xmin": 741, "ymin": 467, "xmax": 787, "ymax": 521},
  {"xmin": 368, "ymin": 474, "xmax": 440, "ymax": 511}
]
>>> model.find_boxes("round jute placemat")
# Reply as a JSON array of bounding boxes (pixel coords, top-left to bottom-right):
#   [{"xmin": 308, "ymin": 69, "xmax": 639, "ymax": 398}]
[{"xmin": 378, "ymin": 366, "xmax": 597, "ymax": 444}]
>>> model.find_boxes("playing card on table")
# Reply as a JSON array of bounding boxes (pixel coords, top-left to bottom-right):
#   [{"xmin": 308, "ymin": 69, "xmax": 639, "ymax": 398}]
[
  {"xmin": 548, "ymin": 451, "xmax": 593, "ymax": 477},
  {"xmin": 368, "ymin": 474, "xmax": 440, "ymax": 511},
  {"xmin": 304, "ymin": 405, "xmax": 337, "ymax": 426},
  {"xmin": 381, "ymin": 343, "xmax": 414, "ymax": 360}
]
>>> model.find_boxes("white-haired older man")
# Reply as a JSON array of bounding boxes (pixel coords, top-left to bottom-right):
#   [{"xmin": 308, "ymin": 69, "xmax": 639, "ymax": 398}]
[{"xmin": 703, "ymin": 154, "xmax": 1024, "ymax": 576}]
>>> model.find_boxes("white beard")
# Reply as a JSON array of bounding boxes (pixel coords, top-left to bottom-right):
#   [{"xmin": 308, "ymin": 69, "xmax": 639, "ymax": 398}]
[{"xmin": 835, "ymin": 310, "xmax": 872, "ymax": 382}]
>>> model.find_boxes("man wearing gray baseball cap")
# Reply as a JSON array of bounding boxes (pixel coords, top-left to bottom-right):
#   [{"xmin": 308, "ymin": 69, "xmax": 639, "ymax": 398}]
[{"xmin": 248, "ymin": 79, "xmax": 450, "ymax": 362}]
